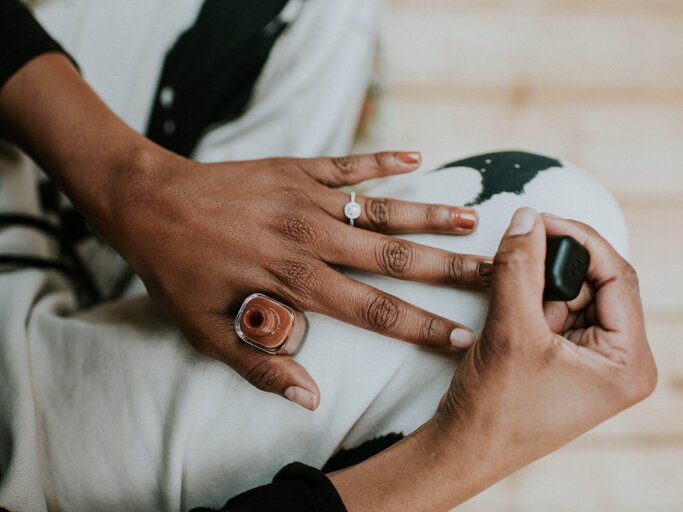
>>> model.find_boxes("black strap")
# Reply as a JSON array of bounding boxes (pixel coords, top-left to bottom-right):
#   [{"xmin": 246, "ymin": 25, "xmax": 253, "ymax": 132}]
[{"xmin": 0, "ymin": 213, "xmax": 100, "ymax": 303}]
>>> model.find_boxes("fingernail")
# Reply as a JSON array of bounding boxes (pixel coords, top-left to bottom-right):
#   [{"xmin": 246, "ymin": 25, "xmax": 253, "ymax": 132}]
[
  {"xmin": 507, "ymin": 207, "xmax": 538, "ymax": 237},
  {"xmin": 478, "ymin": 260, "xmax": 493, "ymax": 286},
  {"xmin": 284, "ymin": 386, "xmax": 319, "ymax": 411},
  {"xmin": 542, "ymin": 212, "xmax": 563, "ymax": 219},
  {"xmin": 452, "ymin": 207, "xmax": 478, "ymax": 232},
  {"xmin": 397, "ymin": 151, "xmax": 421, "ymax": 165},
  {"xmin": 450, "ymin": 328, "xmax": 476, "ymax": 350}
]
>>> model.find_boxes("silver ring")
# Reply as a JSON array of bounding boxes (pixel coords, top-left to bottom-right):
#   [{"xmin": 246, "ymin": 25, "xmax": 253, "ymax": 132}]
[{"xmin": 344, "ymin": 191, "xmax": 362, "ymax": 226}]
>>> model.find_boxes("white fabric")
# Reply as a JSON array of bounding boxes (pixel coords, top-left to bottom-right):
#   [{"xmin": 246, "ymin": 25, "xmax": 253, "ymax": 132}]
[{"xmin": 0, "ymin": 1, "xmax": 629, "ymax": 511}]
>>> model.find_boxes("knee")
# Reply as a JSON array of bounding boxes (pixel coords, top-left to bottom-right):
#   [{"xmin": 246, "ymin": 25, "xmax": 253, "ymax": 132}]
[
  {"xmin": 438, "ymin": 150, "xmax": 565, "ymax": 206},
  {"xmin": 437, "ymin": 149, "xmax": 629, "ymax": 256}
]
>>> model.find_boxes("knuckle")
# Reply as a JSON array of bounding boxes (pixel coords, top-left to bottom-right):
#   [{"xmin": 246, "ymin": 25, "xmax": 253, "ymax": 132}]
[
  {"xmin": 374, "ymin": 152, "xmax": 387, "ymax": 169},
  {"xmin": 446, "ymin": 253, "xmax": 465, "ymax": 281},
  {"xmin": 365, "ymin": 198, "xmax": 392, "ymax": 230},
  {"xmin": 376, "ymin": 239, "xmax": 413, "ymax": 276},
  {"xmin": 271, "ymin": 259, "xmax": 317, "ymax": 296},
  {"xmin": 245, "ymin": 360, "xmax": 281, "ymax": 391},
  {"xmin": 420, "ymin": 317, "xmax": 447, "ymax": 342},
  {"xmin": 278, "ymin": 214, "xmax": 317, "ymax": 244},
  {"xmin": 494, "ymin": 248, "xmax": 535, "ymax": 271},
  {"xmin": 364, "ymin": 293, "xmax": 400, "ymax": 332},
  {"xmin": 332, "ymin": 156, "xmax": 355, "ymax": 176},
  {"xmin": 424, "ymin": 205, "xmax": 441, "ymax": 227}
]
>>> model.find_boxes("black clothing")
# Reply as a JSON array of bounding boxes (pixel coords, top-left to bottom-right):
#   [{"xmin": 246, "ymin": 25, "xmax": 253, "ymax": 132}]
[
  {"xmin": 0, "ymin": 0, "xmax": 69, "ymax": 89},
  {"xmin": 146, "ymin": 0, "xmax": 290, "ymax": 157},
  {"xmin": 197, "ymin": 435, "xmax": 404, "ymax": 511},
  {"xmin": 192, "ymin": 463, "xmax": 347, "ymax": 512}
]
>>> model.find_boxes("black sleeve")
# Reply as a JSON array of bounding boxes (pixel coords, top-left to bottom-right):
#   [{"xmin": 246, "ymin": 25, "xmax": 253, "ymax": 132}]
[
  {"xmin": 0, "ymin": 0, "xmax": 72, "ymax": 90},
  {"xmin": 191, "ymin": 463, "xmax": 347, "ymax": 512}
]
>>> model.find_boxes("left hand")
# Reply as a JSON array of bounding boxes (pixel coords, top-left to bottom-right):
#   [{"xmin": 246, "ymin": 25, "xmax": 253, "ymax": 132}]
[{"xmin": 103, "ymin": 150, "xmax": 486, "ymax": 410}]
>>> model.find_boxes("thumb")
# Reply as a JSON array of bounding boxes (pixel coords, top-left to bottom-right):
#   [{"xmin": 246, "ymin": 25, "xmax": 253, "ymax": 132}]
[
  {"xmin": 199, "ymin": 319, "xmax": 321, "ymax": 411},
  {"xmin": 489, "ymin": 207, "xmax": 547, "ymax": 324},
  {"xmin": 238, "ymin": 350, "xmax": 321, "ymax": 411}
]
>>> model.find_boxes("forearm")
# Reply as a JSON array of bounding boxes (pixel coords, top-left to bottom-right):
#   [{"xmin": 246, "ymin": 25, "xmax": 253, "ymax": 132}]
[
  {"xmin": 0, "ymin": 53, "xmax": 173, "ymax": 236},
  {"xmin": 329, "ymin": 418, "xmax": 514, "ymax": 512}
]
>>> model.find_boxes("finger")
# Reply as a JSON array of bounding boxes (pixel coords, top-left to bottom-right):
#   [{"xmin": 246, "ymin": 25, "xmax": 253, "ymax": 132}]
[
  {"xmin": 541, "ymin": 213, "xmax": 644, "ymax": 334},
  {"xmin": 543, "ymin": 281, "xmax": 595, "ymax": 333},
  {"xmin": 489, "ymin": 207, "xmax": 547, "ymax": 325},
  {"xmin": 241, "ymin": 352, "xmax": 320, "ymax": 411},
  {"xmin": 270, "ymin": 260, "xmax": 476, "ymax": 351},
  {"xmin": 298, "ymin": 151, "xmax": 422, "ymax": 187},
  {"xmin": 322, "ymin": 223, "xmax": 490, "ymax": 287},
  {"xmin": 323, "ymin": 191, "xmax": 478, "ymax": 235},
  {"xmin": 197, "ymin": 318, "xmax": 321, "ymax": 410}
]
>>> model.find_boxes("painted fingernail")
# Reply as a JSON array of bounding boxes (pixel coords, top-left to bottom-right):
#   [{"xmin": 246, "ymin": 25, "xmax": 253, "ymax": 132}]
[
  {"xmin": 284, "ymin": 386, "xmax": 319, "ymax": 411},
  {"xmin": 450, "ymin": 328, "xmax": 476, "ymax": 350},
  {"xmin": 478, "ymin": 259, "xmax": 493, "ymax": 286},
  {"xmin": 397, "ymin": 151, "xmax": 421, "ymax": 165},
  {"xmin": 453, "ymin": 207, "xmax": 478, "ymax": 232},
  {"xmin": 507, "ymin": 207, "xmax": 538, "ymax": 237}
]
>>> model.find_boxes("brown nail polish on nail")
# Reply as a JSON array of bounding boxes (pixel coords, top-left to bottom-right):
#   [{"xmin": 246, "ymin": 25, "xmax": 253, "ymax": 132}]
[
  {"xmin": 397, "ymin": 152, "xmax": 421, "ymax": 165},
  {"xmin": 453, "ymin": 208, "xmax": 478, "ymax": 232},
  {"xmin": 478, "ymin": 260, "xmax": 493, "ymax": 286}
]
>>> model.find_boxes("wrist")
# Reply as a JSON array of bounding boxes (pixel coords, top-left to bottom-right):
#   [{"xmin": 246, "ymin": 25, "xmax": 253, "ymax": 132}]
[
  {"xmin": 67, "ymin": 138, "xmax": 172, "ymax": 240},
  {"xmin": 96, "ymin": 141, "xmax": 186, "ymax": 247},
  {"xmin": 0, "ymin": 53, "xmax": 182, "ymax": 243},
  {"xmin": 330, "ymin": 416, "xmax": 514, "ymax": 512},
  {"xmin": 429, "ymin": 412, "xmax": 516, "ymax": 507}
]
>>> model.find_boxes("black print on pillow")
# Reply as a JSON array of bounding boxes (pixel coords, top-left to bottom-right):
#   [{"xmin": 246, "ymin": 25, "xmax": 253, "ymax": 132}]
[{"xmin": 437, "ymin": 151, "xmax": 563, "ymax": 206}]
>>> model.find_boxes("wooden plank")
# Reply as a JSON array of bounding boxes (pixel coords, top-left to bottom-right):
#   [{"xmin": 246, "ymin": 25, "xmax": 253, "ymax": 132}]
[
  {"xmin": 383, "ymin": 7, "xmax": 683, "ymax": 92},
  {"xmin": 385, "ymin": 94, "xmax": 683, "ymax": 197},
  {"xmin": 454, "ymin": 446, "xmax": 683, "ymax": 511},
  {"xmin": 625, "ymin": 204, "xmax": 683, "ymax": 319},
  {"xmin": 390, "ymin": 0, "xmax": 683, "ymax": 17},
  {"xmin": 580, "ymin": 321, "xmax": 683, "ymax": 441}
]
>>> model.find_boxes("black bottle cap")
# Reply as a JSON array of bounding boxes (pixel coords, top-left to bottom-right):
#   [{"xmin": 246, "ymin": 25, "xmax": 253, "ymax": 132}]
[{"xmin": 544, "ymin": 235, "xmax": 590, "ymax": 301}]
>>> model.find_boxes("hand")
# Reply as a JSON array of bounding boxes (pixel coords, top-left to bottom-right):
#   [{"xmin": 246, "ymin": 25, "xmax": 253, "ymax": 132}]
[
  {"xmin": 107, "ymin": 151, "xmax": 488, "ymax": 409},
  {"xmin": 439, "ymin": 207, "xmax": 657, "ymax": 470},
  {"xmin": 330, "ymin": 208, "xmax": 657, "ymax": 511},
  {"xmin": 0, "ymin": 54, "xmax": 486, "ymax": 410}
]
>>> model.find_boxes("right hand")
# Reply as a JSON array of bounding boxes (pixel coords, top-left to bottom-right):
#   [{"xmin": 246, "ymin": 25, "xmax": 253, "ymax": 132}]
[
  {"xmin": 438, "ymin": 208, "xmax": 657, "ymax": 466},
  {"xmin": 330, "ymin": 209, "xmax": 656, "ymax": 511}
]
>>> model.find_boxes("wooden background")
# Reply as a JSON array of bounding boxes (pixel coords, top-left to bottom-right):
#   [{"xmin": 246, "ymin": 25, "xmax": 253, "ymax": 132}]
[{"xmin": 381, "ymin": 1, "xmax": 683, "ymax": 510}]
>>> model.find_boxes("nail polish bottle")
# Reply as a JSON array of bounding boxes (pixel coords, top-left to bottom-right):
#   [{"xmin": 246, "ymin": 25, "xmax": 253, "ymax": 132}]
[
  {"xmin": 235, "ymin": 293, "xmax": 307, "ymax": 355},
  {"xmin": 544, "ymin": 235, "xmax": 590, "ymax": 301},
  {"xmin": 478, "ymin": 236, "xmax": 589, "ymax": 301}
]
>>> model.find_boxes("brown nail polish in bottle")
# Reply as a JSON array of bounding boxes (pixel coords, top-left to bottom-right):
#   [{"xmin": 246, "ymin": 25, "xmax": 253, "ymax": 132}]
[{"xmin": 235, "ymin": 293, "xmax": 307, "ymax": 355}]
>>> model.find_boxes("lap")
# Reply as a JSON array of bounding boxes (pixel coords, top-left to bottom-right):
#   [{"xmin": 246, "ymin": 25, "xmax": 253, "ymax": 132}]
[{"xmin": 0, "ymin": 151, "xmax": 628, "ymax": 511}]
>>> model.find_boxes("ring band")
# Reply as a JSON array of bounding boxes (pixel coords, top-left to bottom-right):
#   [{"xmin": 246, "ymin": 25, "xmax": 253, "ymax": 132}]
[{"xmin": 344, "ymin": 191, "xmax": 362, "ymax": 226}]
